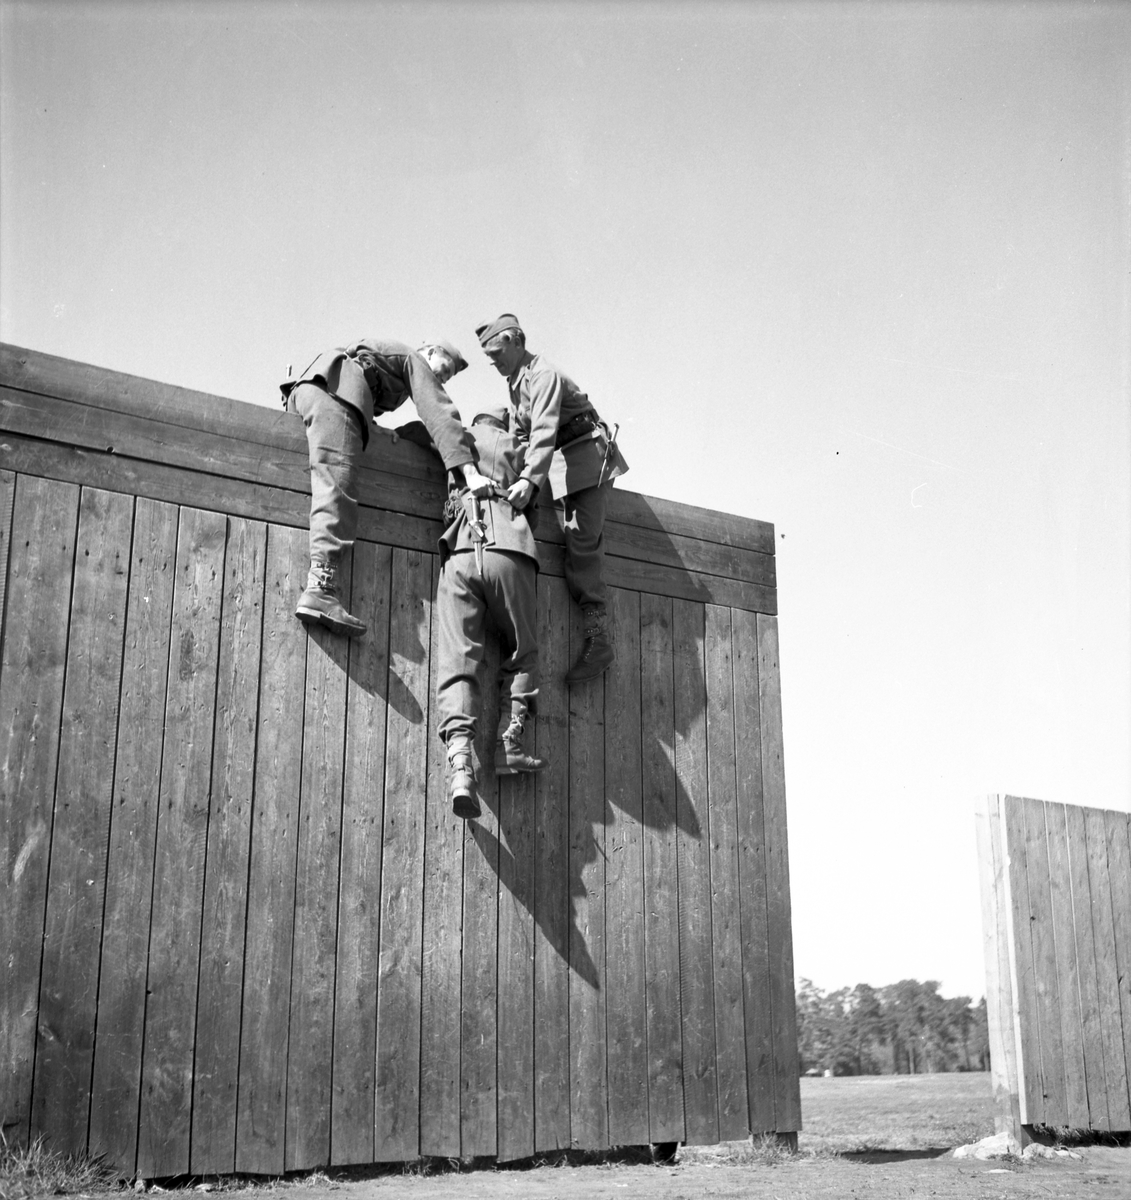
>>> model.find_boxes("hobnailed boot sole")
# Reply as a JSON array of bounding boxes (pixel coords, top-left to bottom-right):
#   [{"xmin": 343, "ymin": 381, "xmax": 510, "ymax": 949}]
[{"xmin": 452, "ymin": 789, "xmax": 481, "ymax": 820}]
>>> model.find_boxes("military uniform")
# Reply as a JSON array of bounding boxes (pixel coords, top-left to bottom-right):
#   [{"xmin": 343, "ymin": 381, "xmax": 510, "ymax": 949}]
[
  {"xmin": 435, "ymin": 410, "xmax": 544, "ymax": 817},
  {"xmin": 504, "ymin": 350, "xmax": 627, "ymax": 607},
  {"xmin": 475, "ymin": 315, "xmax": 628, "ymax": 684},
  {"xmin": 281, "ymin": 338, "xmax": 475, "ymax": 636}
]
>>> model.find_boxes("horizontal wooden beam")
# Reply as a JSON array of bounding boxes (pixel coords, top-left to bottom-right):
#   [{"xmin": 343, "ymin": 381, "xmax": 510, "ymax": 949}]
[
  {"xmin": 1, "ymin": 342, "xmax": 776, "ymax": 555},
  {"xmin": 0, "ymin": 432, "xmax": 776, "ymax": 614},
  {"xmin": 0, "ymin": 385, "xmax": 775, "ymax": 591}
]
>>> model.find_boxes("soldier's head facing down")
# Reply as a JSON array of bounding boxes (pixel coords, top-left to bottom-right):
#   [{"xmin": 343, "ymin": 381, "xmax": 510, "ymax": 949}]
[
  {"xmin": 471, "ymin": 401, "xmax": 511, "ymax": 432},
  {"xmin": 419, "ymin": 340, "xmax": 468, "ymax": 384},
  {"xmin": 475, "ymin": 314, "xmax": 526, "ymax": 378}
]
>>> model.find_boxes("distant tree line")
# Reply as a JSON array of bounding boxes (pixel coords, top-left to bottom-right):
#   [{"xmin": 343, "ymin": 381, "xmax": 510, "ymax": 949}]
[{"xmin": 795, "ymin": 978, "xmax": 990, "ymax": 1076}]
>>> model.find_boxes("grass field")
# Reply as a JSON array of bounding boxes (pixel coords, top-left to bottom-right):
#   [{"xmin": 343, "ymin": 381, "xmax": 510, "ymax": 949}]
[{"xmin": 795, "ymin": 1069, "xmax": 996, "ymax": 1153}]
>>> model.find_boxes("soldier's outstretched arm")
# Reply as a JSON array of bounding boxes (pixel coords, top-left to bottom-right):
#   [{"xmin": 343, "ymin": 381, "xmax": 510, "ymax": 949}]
[{"xmin": 402, "ymin": 350, "xmax": 477, "ymax": 472}]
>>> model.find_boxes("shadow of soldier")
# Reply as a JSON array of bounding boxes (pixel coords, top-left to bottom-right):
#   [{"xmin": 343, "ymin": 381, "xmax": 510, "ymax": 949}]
[
  {"xmin": 343, "ymin": 539, "xmax": 428, "ymax": 724},
  {"xmin": 464, "ymin": 526, "xmax": 716, "ymax": 998}
]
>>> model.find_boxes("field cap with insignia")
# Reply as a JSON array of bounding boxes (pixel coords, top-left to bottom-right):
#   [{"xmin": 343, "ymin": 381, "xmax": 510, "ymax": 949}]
[{"xmin": 475, "ymin": 314, "xmax": 523, "ymax": 346}]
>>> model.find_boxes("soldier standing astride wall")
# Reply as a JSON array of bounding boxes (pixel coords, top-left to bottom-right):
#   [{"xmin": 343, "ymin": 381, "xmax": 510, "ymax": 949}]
[
  {"xmin": 435, "ymin": 402, "xmax": 546, "ymax": 819},
  {"xmin": 474, "ymin": 314, "xmax": 629, "ymax": 684},
  {"xmin": 281, "ymin": 337, "xmax": 493, "ymax": 637}
]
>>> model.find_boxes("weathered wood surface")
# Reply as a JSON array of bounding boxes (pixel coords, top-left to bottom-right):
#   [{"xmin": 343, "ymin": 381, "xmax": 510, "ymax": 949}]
[
  {"xmin": 979, "ymin": 795, "xmax": 1131, "ymax": 1141},
  {"xmin": 0, "ymin": 344, "xmax": 800, "ymax": 1174},
  {"xmin": 975, "ymin": 795, "xmax": 1026, "ymax": 1141}
]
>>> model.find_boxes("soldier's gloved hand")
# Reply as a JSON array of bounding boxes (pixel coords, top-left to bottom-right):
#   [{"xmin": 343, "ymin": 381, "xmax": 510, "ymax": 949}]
[
  {"xmin": 506, "ymin": 478, "xmax": 535, "ymax": 510},
  {"xmin": 461, "ymin": 466, "xmax": 495, "ymax": 497}
]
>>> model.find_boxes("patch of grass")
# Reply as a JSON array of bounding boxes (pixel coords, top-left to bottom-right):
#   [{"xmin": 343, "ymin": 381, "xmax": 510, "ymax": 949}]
[
  {"xmin": 1032, "ymin": 1126, "xmax": 1131, "ymax": 1149},
  {"xmin": 796, "ymin": 1071, "xmax": 995, "ymax": 1154},
  {"xmin": 0, "ymin": 1132, "xmax": 122, "ymax": 1199},
  {"xmin": 681, "ymin": 1133, "xmax": 802, "ymax": 1167}
]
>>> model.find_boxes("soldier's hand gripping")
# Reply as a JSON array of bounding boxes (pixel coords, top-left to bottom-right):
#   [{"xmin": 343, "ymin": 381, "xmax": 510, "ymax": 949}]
[
  {"xmin": 506, "ymin": 478, "xmax": 535, "ymax": 511},
  {"xmin": 461, "ymin": 465, "xmax": 495, "ymax": 497}
]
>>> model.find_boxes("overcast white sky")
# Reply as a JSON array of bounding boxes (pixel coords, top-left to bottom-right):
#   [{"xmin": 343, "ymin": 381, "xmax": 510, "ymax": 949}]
[{"xmin": 2, "ymin": 0, "xmax": 1128, "ymax": 1001}]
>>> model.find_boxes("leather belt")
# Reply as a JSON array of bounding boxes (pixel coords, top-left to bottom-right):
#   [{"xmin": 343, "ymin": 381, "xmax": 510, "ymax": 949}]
[{"xmin": 555, "ymin": 409, "xmax": 600, "ymax": 449}]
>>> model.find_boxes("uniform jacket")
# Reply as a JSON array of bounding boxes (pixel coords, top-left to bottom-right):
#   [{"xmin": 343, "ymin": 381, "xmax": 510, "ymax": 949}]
[
  {"xmin": 439, "ymin": 420, "xmax": 539, "ymax": 567},
  {"xmin": 282, "ymin": 338, "xmax": 474, "ymax": 470},
  {"xmin": 507, "ymin": 351, "xmax": 628, "ymax": 500}
]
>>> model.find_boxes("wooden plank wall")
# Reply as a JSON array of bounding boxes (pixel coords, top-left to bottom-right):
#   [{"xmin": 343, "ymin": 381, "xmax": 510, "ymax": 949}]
[
  {"xmin": 977, "ymin": 794, "xmax": 1131, "ymax": 1141},
  {"xmin": 0, "ymin": 344, "xmax": 800, "ymax": 1177}
]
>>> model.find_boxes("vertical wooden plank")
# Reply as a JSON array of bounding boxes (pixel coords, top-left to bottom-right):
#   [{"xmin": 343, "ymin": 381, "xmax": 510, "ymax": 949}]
[
  {"xmin": 1045, "ymin": 803, "xmax": 1089, "ymax": 1128},
  {"xmin": 673, "ymin": 599, "xmax": 718, "ymax": 1145},
  {"xmin": 704, "ymin": 605, "xmax": 747, "ymax": 1141},
  {"xmin": 0, "ymin": 475, "xmax": 79, "ymax": 1149},
  {"xmin": 1021, "ymin": 796, "xmax": 1066, "ymax": 1126},
  {"xmin": 731, "ymin": 607, "xmax": 772, "ymax": 1132},
  {"xmin": 567, "ymin": 606, "xmax": 607, "ymax": 1151},
  {"xmin": 32, "ymin": 488, "xmax": 132, "ymax": 1155},
  {"xmin": 976, "ymin": 796, "xmax": 1024, "ymax": 1142},
  {"xmin": 640, "ymin": 592, "xmax": 684, "ymax": 1144},
  {"xmin": 89, "ymin": 499, "xmax": 178, "ymax": 1173},
  {"xmin": 604, "ymin": 587, "xmax": 648, "ymax": 1147},
  {"xmin": 419, "ymin": 555, "xmax": 463, "ymax": 1161},
  {"xmin": 332, "ymin": 542, "xmax": 392, "ymax": 1164},
  {"xmin": 495, "ymin": 659, "xmax": 537, "ymax": 1164},
  {"xmin": 0, "ymin": 469, "xmax": 14, "ymax": 645},
  {"xmin": 1105, "ymin": 811, "xmax": 1131, "ymax": 1123},
  {"xmin": 533, "ymin": 576, "xmax": 571, "ymax": 1152},
  {"xmin": 373, "ymin": 548, "xmax": 433, "ymax": 1161},
  {"xmin": 1064, "ymin": 802, "xmax": 1107, "ymax": 1129},
  {"xmin": 1002, "ymin": 795, "xmax": 1040, "ymax": 1127},
  {"xmin": 191, "ymin": 517, "xmax": 266, "ymax": 1175},
  {"xmin": 285, "ymin": 560, "xmax": 351, "ymax": 1171},
  {"xmin": 136, "ymin": 507, "xmax": 226, "ymax": 1178},
  {"xmin": 1085, "ymin": 806, "xmax": 1131, "ymax": 1130},
  {"xmin": 756, "ymin": 614, "xmax": 800, "ymax": 1130},
  {"xmin": 461, "ymin": 636, "xmax": 500, "ymax": 1158},
  {"xmin": 235, "ymin": 524, "xmax": 307, "ymax": 1175}
]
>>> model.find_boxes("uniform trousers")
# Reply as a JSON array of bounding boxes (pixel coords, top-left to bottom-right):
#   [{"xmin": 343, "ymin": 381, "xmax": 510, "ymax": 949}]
[
  {"xmin": 437, "ymin": 549, "xmax": 539, "ymax": 745},
  {"xmin": 556, "ymin": 480, "xmax": 611, "ymax": 610},
  {"xmin": 289, "ymin": 381, "xmax": 364, "ymax": 562}
]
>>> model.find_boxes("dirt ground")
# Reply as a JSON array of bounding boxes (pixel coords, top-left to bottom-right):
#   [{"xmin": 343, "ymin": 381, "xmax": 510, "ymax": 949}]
[
  {"xmin": 216, "ymin": 1144, "xmax": 1131, "ymax": 1200},
  {"xmin": 8, "ymin": 1075, "xmax": 1131, "ymax": 1200},
  {"xmin": 209, "ymin": 1073, "xmax": 1131, "ymax": 1200},
  {"xmin": 212, "ymin": 1075, "xmax": 1131, "ymax": 1200}
]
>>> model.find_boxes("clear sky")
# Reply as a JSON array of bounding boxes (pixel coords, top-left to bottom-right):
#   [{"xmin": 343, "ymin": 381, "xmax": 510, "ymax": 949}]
[{"xmin": 2, "ymin": 0, "xmax": 1128, "ymax": 1002}]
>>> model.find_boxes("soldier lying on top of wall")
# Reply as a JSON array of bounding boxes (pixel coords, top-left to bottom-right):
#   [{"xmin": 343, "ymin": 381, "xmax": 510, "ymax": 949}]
[{"xmin": 280, "ymin": 337, "xmax": 494, "ymax": 638}]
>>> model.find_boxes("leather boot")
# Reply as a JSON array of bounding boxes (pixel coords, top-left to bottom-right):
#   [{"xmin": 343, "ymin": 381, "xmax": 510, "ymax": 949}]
[
  {"xmin": 565, "ymin": 605, "xmax": 615, "ymax": 685},
  {"xmin": 447, "ymin": 736, "xmax": 479, "ymax": 819},
  {"xmin": 495, "ymin": 705, "xmax": 547, "ymax": 775},
  {"xmin": 295, "ymin": 557, "xmax": 366, "ymax": 637}
]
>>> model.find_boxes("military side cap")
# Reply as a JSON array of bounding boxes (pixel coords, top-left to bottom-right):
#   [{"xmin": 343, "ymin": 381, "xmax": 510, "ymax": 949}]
[
  {"xmin": 475, "ymin": 313, "xmax": 522, "ymax": 346},
  {"xmin": 425, "ymin": 339, "xmax": 468, "ymax": 374},
  {"xmin": 472, "ymin": 401, "xmax": 510, "ymax": 430}
]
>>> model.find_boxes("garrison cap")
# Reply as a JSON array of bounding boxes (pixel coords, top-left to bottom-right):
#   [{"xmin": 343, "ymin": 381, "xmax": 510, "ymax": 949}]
[
  {"xmin": 472, "ymin": 401, "xmax": 511, "ymax": 429},
  {"xmin": 422, "ymin": 339, "xmax": 468, "ymax": 374},
  {"xmin": 475, "ymin": 313, "xmax": 523, "ymax": 346}
]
